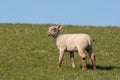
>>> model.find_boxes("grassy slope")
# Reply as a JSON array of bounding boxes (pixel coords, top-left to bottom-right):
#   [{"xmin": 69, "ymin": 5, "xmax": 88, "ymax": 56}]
[{"xmin": 0, "ymin": 24, "xmax": 120, "ymax": 80}]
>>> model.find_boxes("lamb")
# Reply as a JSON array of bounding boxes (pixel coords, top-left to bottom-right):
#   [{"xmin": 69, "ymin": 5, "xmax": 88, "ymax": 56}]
[{"xmin": 47, "ymin": 25, "xmax": 96, "ymax": 71}]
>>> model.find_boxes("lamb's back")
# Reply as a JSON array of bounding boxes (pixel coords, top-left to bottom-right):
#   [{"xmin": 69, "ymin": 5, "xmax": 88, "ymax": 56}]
[{"xmin": 56, "ymin": 34, "xmax": 91, "ymax": 51}]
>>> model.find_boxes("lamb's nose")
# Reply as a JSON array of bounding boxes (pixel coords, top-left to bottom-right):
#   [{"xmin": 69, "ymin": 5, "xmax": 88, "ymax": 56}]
[{"xmin": 47, "ymin": 32, "xmax": 50, "ymax": 36}]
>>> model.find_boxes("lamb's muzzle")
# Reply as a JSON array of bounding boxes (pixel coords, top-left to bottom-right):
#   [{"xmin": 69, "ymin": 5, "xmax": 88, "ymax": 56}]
[{"xmin": 47, "ymin": 32, "xmax": 50, "ymax": 36}]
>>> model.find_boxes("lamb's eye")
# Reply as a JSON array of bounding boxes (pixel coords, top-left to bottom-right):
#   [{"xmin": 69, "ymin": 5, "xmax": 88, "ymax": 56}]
[{"xmin": 53, "ymin": 28, "xmax": 56, "ymax": 32}]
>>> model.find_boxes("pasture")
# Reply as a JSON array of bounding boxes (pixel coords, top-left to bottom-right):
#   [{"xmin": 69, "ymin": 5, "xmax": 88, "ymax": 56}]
[{"xmin": 0, "ymin": 24, "xmax": 120, "ymax": 80}]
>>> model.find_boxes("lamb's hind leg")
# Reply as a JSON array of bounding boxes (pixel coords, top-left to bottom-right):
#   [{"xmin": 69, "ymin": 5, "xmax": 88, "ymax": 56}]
[
  {"xmin": 78, "ymin": 49, "xmax": 87, "ymax": 71},
  {"xmin": 87, "ymin": 45, "xmax": 96, "ymax": 70},
  {"xmin": 90, "ymin": 53, "xmax": 96, "ymax": 70},
  {"xmin": 69, "ymin": 52, "xmax": 76, "ymax": 69}
]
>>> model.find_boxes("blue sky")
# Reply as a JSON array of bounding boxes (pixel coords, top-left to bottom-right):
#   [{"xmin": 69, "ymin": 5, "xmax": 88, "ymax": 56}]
[{"xmin": 0, "ymin": 0, "xmax": 120, "ymax": 26}]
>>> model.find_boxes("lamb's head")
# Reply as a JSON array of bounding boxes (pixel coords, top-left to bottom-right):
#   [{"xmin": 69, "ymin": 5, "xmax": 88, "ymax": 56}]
[{"xmin": 47, "ymin": 25, "xmax": 62, "ymax": 38}]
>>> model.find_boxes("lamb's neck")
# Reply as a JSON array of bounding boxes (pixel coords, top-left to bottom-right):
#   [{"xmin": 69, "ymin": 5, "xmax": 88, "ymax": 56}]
[
  {"xmin": 52, "ymin": 30, "xmax": 61, "ymax": 39},
  {"xmin": 54, "ymin": 33, "xmax": 62, "ymax": 41}
]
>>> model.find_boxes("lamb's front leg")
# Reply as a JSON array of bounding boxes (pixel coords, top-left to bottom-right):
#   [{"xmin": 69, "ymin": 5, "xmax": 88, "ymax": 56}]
[
  {"xmin": 58, "ymin": 50, "xmax": 65, "ymax": 68},
  {"xmin": 69, "ymin": 52, "xmax": 76, "ymax": 69}
]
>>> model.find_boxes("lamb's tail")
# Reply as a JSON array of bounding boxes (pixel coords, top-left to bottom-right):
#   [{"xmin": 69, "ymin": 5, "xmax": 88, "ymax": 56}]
[
  {"xmin": 88, "ymin": 39, "xmax": 95, "ymax": 45},
  {"xmin": 88, "ymin": 40, "xmax": 91, "ymax": 45}
]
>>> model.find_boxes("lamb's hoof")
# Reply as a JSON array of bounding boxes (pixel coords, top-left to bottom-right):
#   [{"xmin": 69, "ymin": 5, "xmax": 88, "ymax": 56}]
[
  {"xmin": 72, "ymin": 65, "xmax": 76, "ymax": 69},
  {"xmin": 82, "ymin": 68, "xmax": 87, "ymax": 71},
  {"xmin": 57, "ymin": 65, "xmax": 61, "ymax": 69},
  {"xmin": 93, "ymin": 67, "xmax": 96, "ymax": 70}
]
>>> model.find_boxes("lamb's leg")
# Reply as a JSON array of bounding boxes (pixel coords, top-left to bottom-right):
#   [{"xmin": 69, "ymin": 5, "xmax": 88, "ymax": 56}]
[
  {"xmin": 82, "ymin": 57, "xmax": 87, "ymax": 71},
  {"xmin": 86, "ymin": 45, "xmax": 96, "ymax": 70},
  {"xmin": 69, "ymin": 52, "xmax": 76, "ymax": 69},
  {"xmin": 78, "ymin": 49, "xmax": 87, "ymax": 71},
  {"xmin": 58, "ymin": 50, "xmax": 64, "ymax": 68},
  {"xmin": 90, "ymin": 53, "xmax": 96, "ymax": 70}
]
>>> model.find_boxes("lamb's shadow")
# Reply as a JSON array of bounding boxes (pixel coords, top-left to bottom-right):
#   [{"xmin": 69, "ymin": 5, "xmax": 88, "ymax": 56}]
[
  {"xmin": 80, "ymin": 64, "xmax": 120, "ymax": 70},
  {"xmin": 96, "ymin": 65, "xmax": 116, "ymax": 70}
]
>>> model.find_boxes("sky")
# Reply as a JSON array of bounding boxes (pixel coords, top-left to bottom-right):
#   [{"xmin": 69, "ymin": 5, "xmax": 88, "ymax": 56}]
[{"xmin": 0, "ymin": 0, "xmax": 120, "ymax": 26}]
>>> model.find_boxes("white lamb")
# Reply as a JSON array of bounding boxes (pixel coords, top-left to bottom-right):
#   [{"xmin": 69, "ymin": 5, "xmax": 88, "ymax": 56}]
[{"xmin": 47, "ymin": 25, "xmax": 96, "ymax": 71}]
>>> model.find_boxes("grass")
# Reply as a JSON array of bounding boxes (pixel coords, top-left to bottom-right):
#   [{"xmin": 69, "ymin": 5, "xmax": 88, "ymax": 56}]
[{"xmin": 0, "ymin": 24, "xmax": 120, "ymax": 80}]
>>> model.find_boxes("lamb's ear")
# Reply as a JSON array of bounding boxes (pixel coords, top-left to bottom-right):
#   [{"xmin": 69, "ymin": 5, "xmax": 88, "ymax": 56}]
[{"xmin": 57, "ymin": 25, "xmax": 63, "ymax": 30}]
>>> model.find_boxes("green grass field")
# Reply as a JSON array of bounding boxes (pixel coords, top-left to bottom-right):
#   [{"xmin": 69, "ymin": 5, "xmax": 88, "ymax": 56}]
[{"xmin": 0, "ymin": 24, "xmax": 120, "ymax": 80}]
